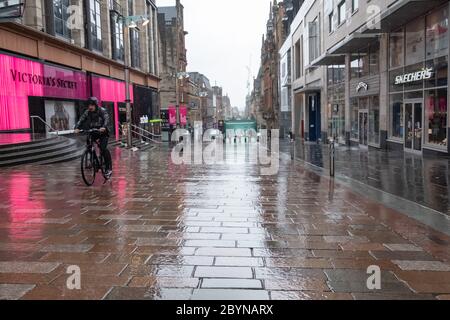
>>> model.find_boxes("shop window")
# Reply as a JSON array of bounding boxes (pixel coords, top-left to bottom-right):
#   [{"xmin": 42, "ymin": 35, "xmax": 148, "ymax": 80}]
[
  {"xmin": 295, "ymin": 40, "xmax": 302, "ymax": 79},
  {"xmin": 351, "ymin": 55, "xmax": 361, "ymax": 79},
  {"xmin": 404, "ymin": 91, "xmax": 423, "ymax": 100},
  {"xmin": 390, "ymin": 93, "xmax": 404, "ymax": 139},
  {"xmin": 426, "ymin": 6, "xmax": 449, "ymax": 59},
  {"xmin": 389, "ymin": 68, "xmax": 404, "ymax": 93},
  {"xmin": 405, "ymin": 17, "xmax": 425, "ymax": 66},
  {"xmin": 426, "ymin": 56, "xmax": 448, "ymax": 88},
  {"xmin": 130, "ymin": 29, "xmax": 141, "ymax": 69},
  {"xmin": 327, "ymin": 66, "xmax": 333, "ymax": 85},
  {"xmin": 350, "ymin": 98, "xmax": 359, "ymax": 140},
  {"xmin": 338, "ymin": 1, "xmax": 346, "ymax": 26},
  {"xmin": 89, "ymin": 0, "xmax": 103, "ymax": 52},
  {"xmin": 309, "ymin": 17, "xmax": 320, "ymax": 62},
  {"xmin": 425, "ymin": 88, "xmax": 448, "ymax": 147},
  {"xmin": 328, "ymin": 65, "xmax": 345, "ymax": 85},
  {"xmin": 360, "ymin": 53, "xmax": 369, "ymax": 78},
  {"xmin": 369, "ymin": 44, "xmax": 380, "ymax": 76},
  {"xmin": 369, "ymin": 96, "xmax": 380, "ymax": 145},
  {"xmin": 390, "ymin": 29, "xmax": 404, "ymax": 69},
  {"xmin": 334, "ymin": 65, "xmax": 345, "ymax": 83},
  {"xmin": 329, "ymin": 12, "xmax": 334, "ymax": 33},
  {"xmin": 53, "ymin": 0, "xmax": 72, "ymax": 39},
  {"xmin": 110, "ymin": 11, "xmax": 124, "ymax": 61},
  {"xmin": 352, "ymin": 0, "xmax": 359, "ymax": 12}
]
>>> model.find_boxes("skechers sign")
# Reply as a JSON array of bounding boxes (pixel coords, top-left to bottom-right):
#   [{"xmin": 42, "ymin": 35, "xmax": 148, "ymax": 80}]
[{"xmin": 394, "ymin": 68, "xmax": 433, "ymax": 85}]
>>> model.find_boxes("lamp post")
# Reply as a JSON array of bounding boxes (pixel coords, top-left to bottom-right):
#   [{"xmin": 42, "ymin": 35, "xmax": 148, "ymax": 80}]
[{"xmin": 123, "ymin": 15, "xmax": 150, "ymax": 148}]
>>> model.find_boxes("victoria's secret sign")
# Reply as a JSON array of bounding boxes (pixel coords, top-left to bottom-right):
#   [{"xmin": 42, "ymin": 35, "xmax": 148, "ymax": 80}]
[{"xmin": 10, "ymin": 69, "xmax": 78, "ymax": 89}]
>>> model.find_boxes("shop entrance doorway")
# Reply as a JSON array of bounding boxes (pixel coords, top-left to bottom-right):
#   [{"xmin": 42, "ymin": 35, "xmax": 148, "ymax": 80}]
[
  {"xmin": 358, "ymin": 110, "xmax": 368, "ymax": 147},
  {"xmin": 404, "ymin": 99, "xmax": 423, "ymax": 153}
]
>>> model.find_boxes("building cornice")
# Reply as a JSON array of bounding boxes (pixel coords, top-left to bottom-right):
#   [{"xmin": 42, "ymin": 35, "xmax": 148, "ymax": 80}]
[{"xmin": 0, "ymin": 22, "xmax": 161, "ymax": 83}]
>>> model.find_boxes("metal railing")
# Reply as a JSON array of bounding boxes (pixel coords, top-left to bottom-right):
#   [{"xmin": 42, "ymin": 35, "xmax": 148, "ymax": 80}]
[
  {"xmin": 30, "ymin": 116, "xmax": 59, "ymax": 136},
  {"xmin": 130, "ymin": 128, "xmax": 162, "ymax": 145},
  {"xmin": 118, "ymin": 123, "xmax": 162, "ymax": 147},
  {"xmin": 130, "ymin": 124, "xmax": 162, "ymax": 139}
]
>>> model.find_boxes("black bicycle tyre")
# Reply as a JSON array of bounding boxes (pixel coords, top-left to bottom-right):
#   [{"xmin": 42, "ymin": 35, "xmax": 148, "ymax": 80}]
[{"xmin": 81, "ymin": 150, "xmax": 96, "ymax": 186}]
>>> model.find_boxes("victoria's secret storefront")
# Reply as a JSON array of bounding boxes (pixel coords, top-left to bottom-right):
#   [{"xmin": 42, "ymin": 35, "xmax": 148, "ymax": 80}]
[
  {"xmin": 0, "ymin": 52, "xmax": 135, "ymax": 139},
  {"xmin": 388, "ymin": 4, "xmax": 449, "ymax": 154}
]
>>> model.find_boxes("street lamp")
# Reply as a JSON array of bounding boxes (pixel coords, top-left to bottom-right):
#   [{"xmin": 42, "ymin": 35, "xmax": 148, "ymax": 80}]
[{"xmin": 122, "ymin": 14, "xmax": 150, "ymax": 148}]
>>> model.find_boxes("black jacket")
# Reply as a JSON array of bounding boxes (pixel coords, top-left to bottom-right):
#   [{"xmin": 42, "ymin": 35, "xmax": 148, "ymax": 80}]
[{"xmin": 75, "ymin": 106, "xmax": 110, "ymax": 133}]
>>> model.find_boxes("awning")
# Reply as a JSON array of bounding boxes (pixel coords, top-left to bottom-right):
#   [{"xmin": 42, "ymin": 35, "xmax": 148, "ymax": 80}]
[
  {"xmin": 293, "ymin": 85, "xmax": 322, "ymax": 94},
  {"xmin": 361, "ymin": 0, "xmax": 448, "ymax": 34},
  {"xmin": 311, "ymin": 53, "xmax": 346, "ymax": 66},
  {"xmin": 328, "ymin": 33, "xmax": 379, "ymax": 55}
]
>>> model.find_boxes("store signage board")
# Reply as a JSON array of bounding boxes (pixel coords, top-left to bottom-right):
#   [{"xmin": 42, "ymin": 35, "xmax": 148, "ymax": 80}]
[{"xmin": 395, "ymin": 68, "xmax": 433, "ymax": 85}]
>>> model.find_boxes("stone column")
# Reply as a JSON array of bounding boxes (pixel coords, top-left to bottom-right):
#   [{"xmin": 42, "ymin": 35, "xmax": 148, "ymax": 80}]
[
  {"xmin": 344, "ymin": 53, "xmax": 351, "ymax": 146},
  {"xmin": 379, "ymin": 34, "xmax": 389, "ymax": 149},
  {"xmin": 321, "ymin": 66, "xmax": 328, "ymax": 143},
  {"xmin": 153, "ymin": 7, "xmax": 160, "ymax": 77},
  {"xmin": 70, "ymin": 0, "xmax": 85, "ymax": 48},
  {"xmin": 22, "ymin": 0, "xmax": 44, "ymax": 31},
  {"xmin": 135, "ymin": 0, "xmax": 149, "ymax": 73},
  {"xmin": 101, "ymin": 0, "xmax": 112, "ymax": 59}
]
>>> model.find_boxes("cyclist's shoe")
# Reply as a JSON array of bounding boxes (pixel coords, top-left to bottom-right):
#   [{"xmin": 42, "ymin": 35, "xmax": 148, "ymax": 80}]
[{"xmin": 105, "ymin": 170, "xmax": 113, "ymax": 179}]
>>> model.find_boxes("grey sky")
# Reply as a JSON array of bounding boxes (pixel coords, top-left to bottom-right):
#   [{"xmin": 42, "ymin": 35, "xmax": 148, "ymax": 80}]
[{"xmin": 157, "ymin": 0, "xmax": 271, "ymax": 110}]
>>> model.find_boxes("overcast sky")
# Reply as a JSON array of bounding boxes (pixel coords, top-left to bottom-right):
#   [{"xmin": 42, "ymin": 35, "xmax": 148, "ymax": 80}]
[{"xmin": 157, "ymin": 0, "xmax": 272, "ymax": 109}]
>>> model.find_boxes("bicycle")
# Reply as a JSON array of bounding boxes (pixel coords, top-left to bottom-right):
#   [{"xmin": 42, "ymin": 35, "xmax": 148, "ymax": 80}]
[{"xmin": 79, "ymin": 129, "xmax": 111, "ymax": 186}]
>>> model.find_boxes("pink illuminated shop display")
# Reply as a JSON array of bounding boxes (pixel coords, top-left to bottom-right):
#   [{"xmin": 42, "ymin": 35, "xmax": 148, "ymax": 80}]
[{"xmin": 0, "ymin": 52, "xmax": 133, "ymax": 139}]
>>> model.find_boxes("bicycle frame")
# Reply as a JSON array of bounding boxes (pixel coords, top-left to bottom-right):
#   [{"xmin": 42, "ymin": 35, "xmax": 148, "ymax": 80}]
[{"xmin": 86, "ymin": 134, "xmax": 104, "ymax": 174}]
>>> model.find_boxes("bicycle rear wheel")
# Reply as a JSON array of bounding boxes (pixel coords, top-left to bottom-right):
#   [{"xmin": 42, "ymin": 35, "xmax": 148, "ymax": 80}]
[{"xmin": 81, "ymin": 150, "xmax": 96, "ymax": 186}]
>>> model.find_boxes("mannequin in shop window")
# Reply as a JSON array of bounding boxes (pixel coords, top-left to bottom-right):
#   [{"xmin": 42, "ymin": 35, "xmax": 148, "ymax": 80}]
[{"xmin": 51, "ymin": 101, "xmax": 70, "ymax": 131}]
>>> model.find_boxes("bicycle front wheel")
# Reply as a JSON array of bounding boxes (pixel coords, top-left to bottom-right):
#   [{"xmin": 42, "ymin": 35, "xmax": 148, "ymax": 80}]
[{"xmin": 81, "ymin": 150, "xmax": 96, "ymax": 186}]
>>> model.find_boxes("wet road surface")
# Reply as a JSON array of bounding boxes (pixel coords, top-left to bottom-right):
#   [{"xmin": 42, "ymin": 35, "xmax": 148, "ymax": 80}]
[
  {"xmin": 0, "ymin": 144, "xmax": 449, "ymax": 300},
  {"xmin": 289, "ymin": 141, "xmax": 450, "ymax": 215}
]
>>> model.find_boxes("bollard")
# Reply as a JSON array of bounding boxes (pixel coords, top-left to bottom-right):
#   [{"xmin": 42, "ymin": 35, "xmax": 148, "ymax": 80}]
[{"xmin": 329, "ymin": 139, "xmax": 335, "ymax": 177}]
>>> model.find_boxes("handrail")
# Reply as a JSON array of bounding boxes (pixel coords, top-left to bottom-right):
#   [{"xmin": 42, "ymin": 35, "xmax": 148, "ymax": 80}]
[
  {"xmin": 130, "ymin": 128, "xmax": 162, "ymax": 144},
  {"xmin": 131, "ymin": 124, "xmax": 162, "ymax": 138},
  {"xmin": 30, "ymin": 116, "xmax": 59, "ymax": 136}
]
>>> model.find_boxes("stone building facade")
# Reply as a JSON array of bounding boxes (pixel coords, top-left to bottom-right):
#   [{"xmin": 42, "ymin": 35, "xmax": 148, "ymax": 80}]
[
  {"xmin": 157, "ymin": 0, "xmax": 188, "ymax": 114},
  {"xmin": 0, "ymin": 0, "xmax": 160, "ymax": 135}
]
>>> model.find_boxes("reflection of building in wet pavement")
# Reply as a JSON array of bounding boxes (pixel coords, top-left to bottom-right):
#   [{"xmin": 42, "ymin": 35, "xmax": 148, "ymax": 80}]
[
  {"xmin": 286, "ymin": 140, "xmax": 450, "ymax": 216},
  {"xmin": 0, "ymin": 144, "xmax": 449, "ymax": 299}
]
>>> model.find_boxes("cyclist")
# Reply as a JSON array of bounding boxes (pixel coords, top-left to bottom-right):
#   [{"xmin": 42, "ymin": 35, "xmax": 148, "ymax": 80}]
[{"xmin": 74, "ymin": 97, "xmax": 112, "ymax": 178}]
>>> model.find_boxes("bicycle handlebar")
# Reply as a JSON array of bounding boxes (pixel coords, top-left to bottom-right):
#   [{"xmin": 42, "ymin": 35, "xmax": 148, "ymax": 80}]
[{"xmin": 77, "ymin": 129, "xmax": 102, "ymax": 134}]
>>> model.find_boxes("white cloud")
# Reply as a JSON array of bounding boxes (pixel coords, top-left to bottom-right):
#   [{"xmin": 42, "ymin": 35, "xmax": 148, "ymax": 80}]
[{"xmin": 156, "ymin": 0, "xmax": 271, "ymax": 110}]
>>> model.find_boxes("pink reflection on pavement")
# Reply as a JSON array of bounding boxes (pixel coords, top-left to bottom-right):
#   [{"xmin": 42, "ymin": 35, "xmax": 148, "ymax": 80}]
[{"xmin": 7, "ymin": 172, "xmax": 45, "ymax": 241}]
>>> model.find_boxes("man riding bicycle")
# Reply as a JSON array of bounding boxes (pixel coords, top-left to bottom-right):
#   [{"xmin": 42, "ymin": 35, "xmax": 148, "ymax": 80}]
[{"xmin": 74, "ymin": 97, "xmax": 113, "ymax": 178}]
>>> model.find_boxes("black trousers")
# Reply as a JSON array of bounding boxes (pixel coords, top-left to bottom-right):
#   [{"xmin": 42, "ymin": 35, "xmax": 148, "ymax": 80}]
[{"xmin": 90, "ymin": 132, "xmax": 112, "ymax": 171}]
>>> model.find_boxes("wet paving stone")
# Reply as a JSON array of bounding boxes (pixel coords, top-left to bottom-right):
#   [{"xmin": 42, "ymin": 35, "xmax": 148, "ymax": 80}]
[
  {"xmin": 191, "ymin": 289, "xmax": 270, "ymax": 300},
  {"xmin": 0, "ymin": 144, "xmax": 449, "ymax": 299},
  {"xmin": 194, "ymin": 247, "xmax": 251, "ymax": 257},
  {"xmin": 39, "ymin": 244, "xmax": 94, "ymax": 253},
  {"xmin": 194, "ymin": 266, "xmax": 253, "ymax": 279},
  {"xmin": 105, "ymin": 287, "xmax": 194, "ymax": 300},
  {"xmin": 383, "ymin": 244, "xmax": 424, "ymax": 252},
  {"xmin": 0, "ymin": 284, "xmax": 35, "ymax": 300},
  {"xmin": 201, "ymin": 279, "xmax": 263, "ymax": 289},
  {"xmin": 0, "ymin": 262, "xmax": 60, "ymax": 274},
  {"xmin": 392, "ymin": 260, "xmax": 450, "ymax": 272}
]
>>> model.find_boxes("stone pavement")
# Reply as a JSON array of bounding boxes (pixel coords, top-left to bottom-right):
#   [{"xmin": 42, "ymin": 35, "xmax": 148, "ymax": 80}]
[
  {"xmin": 0, "ymin": 144, "xmax": 449, "ymax": 300},
  {"xmin": 286, "ymin": 140, "xmax": 450, "ymax": 215}
]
